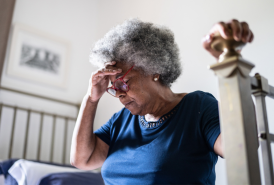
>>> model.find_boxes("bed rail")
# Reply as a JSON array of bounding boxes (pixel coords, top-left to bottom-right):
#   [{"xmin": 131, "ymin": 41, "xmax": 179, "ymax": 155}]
[
  {"xmin": 252, "ymin": 74, "xmax": 274, "ymax": 185},
  {"xmin": 0, "ymin": 87, "xmax": 78, "ymax": 165}
]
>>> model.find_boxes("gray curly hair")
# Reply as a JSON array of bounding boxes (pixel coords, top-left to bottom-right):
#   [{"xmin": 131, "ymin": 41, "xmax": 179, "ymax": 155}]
[{"xmin": 90, "ymin": 18, "xmax": 182, "ymax": 87}]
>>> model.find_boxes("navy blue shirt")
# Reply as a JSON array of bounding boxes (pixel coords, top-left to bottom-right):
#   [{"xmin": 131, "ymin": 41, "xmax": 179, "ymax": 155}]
[{"xmin": 95, "ymin": 91, "xmax": 220, "ymax": 184}]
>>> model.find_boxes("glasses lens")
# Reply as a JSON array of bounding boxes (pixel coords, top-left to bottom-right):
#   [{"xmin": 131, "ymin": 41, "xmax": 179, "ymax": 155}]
[
  {"xmin": 107, "ymin": 88, "xmax": 116, "ymax": 96},
  {"xmin": 114, "ymin": 80, "xmax": 128, "ymax": 91}
]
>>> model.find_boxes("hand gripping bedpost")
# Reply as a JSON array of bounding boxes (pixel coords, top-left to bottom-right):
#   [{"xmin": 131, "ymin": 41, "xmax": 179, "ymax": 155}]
[{"xmin": 209, "ymin": 34, "xmax": 261, "ymax": 184}]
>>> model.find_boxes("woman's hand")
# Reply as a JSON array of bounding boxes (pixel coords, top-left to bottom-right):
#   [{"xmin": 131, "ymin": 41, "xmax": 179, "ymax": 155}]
[
  {"xmin": 87, "ymin": 61, "xmax": 122, "ymax": 102},
  {"xmin": 202, "ymin": 19, "xmax": 254, "ymax": 59}
]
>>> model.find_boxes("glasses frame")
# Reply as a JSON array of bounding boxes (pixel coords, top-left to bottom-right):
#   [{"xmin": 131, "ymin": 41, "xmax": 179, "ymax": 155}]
[{"xmin": 106, "ymin": 65, "xmax": 135, "ymax": 96}]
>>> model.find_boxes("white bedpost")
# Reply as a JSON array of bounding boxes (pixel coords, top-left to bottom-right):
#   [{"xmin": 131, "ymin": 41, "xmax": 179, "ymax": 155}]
[{"xmin": 209, "ymin": 36, "xmax": 261, "ymax": 184}]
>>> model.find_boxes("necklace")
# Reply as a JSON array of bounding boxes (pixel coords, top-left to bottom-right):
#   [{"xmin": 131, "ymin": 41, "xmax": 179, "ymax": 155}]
[{"xmin": 139, "ymin": 106, "xmax": 178, "ymax": 129}]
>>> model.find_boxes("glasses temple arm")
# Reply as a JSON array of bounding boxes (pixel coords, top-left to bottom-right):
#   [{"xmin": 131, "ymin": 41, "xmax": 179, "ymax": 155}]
[{"xmin": 121, "ymin": 65, "xmax": 135, "ymax": 78}]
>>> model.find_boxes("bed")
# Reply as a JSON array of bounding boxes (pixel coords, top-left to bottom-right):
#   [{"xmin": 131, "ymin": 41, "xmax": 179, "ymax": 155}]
[{"xmin": 0, "ymin": 87, "xmax": 104, "ymax": 185}]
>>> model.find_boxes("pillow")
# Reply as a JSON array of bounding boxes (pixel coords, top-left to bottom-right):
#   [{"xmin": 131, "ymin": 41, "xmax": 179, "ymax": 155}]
[
  {"xmin": 0, "ymin": 159, "xmax": 19, "ymax": 185},
  {"xmin": 0, "ymin": 159, "xmax": 76, "ymax": 177},
  {"xmin": 4, "ymin": 174, "xmax": 18, "ymax": 185},
  {"xmin": 0, "ymin": 159, "xmax": 19, "ymax": 177},
  {"xmin": 0, "ymin": 159, "xmax": 77, "ymax": 185},
  {"xmin": 0, "ymin": 159, "xmax": 18, "ymax": 185},
  {"xmin": 8, "ymin": 159, "xmax": 97, "ymax": 185}
]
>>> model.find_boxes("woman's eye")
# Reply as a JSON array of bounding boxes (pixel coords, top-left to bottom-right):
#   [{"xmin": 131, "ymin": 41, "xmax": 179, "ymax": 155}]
[{"xmin": 125, "ymin": 79, "xmax": 129, "ymax": 84}]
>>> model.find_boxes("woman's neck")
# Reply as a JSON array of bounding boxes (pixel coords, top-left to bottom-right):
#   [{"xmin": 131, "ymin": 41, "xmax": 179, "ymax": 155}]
[{"xmin": 144, "ymin": 88, "xmax": 186, "ymax": 122}]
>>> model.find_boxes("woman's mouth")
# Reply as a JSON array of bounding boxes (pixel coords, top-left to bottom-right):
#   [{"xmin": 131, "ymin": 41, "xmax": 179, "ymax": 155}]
[{"xmin": 124, "ymin": 101, "xmax": 133, "ymax": 108}]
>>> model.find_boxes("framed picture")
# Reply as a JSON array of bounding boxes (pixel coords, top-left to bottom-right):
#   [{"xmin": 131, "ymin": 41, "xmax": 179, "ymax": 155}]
[{"xmin": 7, "ymin": 24, "xmax": 69, "ymax": 88}]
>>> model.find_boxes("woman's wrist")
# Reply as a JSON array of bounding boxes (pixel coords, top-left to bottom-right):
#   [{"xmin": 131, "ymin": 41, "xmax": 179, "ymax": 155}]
[{"xmin": 85, "ymin": 94, "xmax": 100, "ymax": 105}]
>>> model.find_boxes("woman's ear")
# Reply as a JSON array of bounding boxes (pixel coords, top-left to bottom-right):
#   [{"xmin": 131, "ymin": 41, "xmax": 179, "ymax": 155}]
[{"xmin": 153, "ymin": 74, "xmax": 160, "ymax": 82}]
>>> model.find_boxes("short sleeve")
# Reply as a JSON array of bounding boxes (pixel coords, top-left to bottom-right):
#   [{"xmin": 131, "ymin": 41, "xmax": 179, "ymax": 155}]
[
  {"xmin": 200, "ymin": 93, "xmax": 221, "ymax": 151},
  {"xmin": 94, "ymin": 120, "xmax": 112, "ymax": 146},
  {"xmin": 94, "ymin": 111, "xmax": 120, "ymax": 145}
]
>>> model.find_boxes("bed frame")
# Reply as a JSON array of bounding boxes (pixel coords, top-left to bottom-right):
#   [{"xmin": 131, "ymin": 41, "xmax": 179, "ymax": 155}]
[
  {"xmin": 0, "ymin": 86, "xmax": 79, "ymax": 165},
  {"xmin": 1, "ymin": 2, "xmax": 273, "ymax": 182},
  {"xmin": 210, "ymin": 36, "xmax": 274, "ymax": 184},
  {"xmin": 0, "ymin": 0, "xmax": 79, "ymax": 166}
]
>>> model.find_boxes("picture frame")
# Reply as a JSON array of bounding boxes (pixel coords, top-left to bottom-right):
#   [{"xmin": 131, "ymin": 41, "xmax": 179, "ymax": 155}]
[{"xmin": 6, "ymin": 24, "xmax": 69, "ymax": 88}]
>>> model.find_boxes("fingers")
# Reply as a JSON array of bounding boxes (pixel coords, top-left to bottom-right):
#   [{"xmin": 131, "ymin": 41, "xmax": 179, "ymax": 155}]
[
  {"xmin": 101, "ymin": 68, "xmax": 122, "ymax": 74},
  {"xmin": 103, "ymin": 61, "xmax": 122, "ymax": 71},
  {"xmin": 104, "ymin": 61, "xmax": 116, "ymax": 67},
  {"xmin": 203, "ymin": 19, "xmax": 254, "ymax": 59},
  {"xmin": 241, "ymin": 22, "xmax": 250, "ymax": 42},
  {"xmin": 202, "ymin": 34, "xmax": 214, "ymax": 50},
  {"xmin": 93, "ymin": 68, "xmax": 121, "ymax": 78},
  {"xmin": 249, "ymin": 30, "xmax": 254, "ymax": 42},
  {"xmin": 241, "ymin": 22, "xmax": 254, "ymax": 42},
  {"xmin": 208, "ymin": 19, "xmax": 254, "ymax": 43},
  {"xmin": 209, "ymin": 22, "xmax": 232, "ymax": 39},
  {"xmin": 92, "ymin": 64, "xmax": 122, "ymax": 81},
  {"xmin": 228, "ymin": 19, "xmax": 243, "ymax": 41}
]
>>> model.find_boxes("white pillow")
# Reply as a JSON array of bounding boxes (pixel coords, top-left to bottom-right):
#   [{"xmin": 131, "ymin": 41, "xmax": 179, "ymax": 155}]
[{"xmin": 8, "ymin": 159, "xmax": 92, "ymax": 185}]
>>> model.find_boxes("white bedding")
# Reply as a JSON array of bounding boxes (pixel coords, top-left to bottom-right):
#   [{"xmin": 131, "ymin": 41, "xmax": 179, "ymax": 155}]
[
  {"xmin": 0, "ymin": 174, "xmax": 4, "ymax": 185},
  {"xmin": 8, "ymin": 159, "xmax": 86, "ymax": 185},
  {"xmin": 0, "ymin": 159, "xmax": 4, "ymax": 185}
]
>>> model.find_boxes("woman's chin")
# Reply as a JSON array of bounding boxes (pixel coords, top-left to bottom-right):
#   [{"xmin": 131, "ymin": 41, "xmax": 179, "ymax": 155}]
[
  {"xmin": 126, "ymin": 107, "xmax": 141, "ymax": 115},
  {"xmin": 126, "ymin": 108, "xmax": 138, "ymax": 115},
  {"xmin": 124, "ymin": 102, "xmax": 144, "ymax": 115}
]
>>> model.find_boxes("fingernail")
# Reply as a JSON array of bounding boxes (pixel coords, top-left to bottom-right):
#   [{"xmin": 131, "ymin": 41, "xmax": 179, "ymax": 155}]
[{"xmin": 235, "ymin": 35, "xmax": 241, "ymax": 41}]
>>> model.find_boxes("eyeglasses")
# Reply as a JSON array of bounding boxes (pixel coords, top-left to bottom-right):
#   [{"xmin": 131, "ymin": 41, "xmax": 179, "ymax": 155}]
[{"xmin": 106, "ymin": 65, "xmax": 134, "ymax": 97}]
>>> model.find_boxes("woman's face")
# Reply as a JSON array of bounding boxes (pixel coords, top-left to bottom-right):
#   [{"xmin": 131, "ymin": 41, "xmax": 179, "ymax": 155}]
[{"xmin": 107, "ymin": 62, "xmax": 158, "ymax": 116}]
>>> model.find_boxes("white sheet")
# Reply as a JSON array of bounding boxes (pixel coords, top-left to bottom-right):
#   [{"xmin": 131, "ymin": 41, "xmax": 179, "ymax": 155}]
[
  {"xmin": 0, "ymin": 175, "xmax": 4, "ymax": 185},
  {"xmin": 8, "ymin": 159, "xmax": 86, "ymax": 185},
  {"xmin": 0, "ymin": 159, "xmax": 5, "ymax": 185}
]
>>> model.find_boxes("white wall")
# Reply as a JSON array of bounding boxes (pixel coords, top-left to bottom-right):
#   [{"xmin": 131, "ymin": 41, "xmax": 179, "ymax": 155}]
[
  {"xmin": 92, "ymin": 2, "xmax": 274, "ymax": 184},
  {"xmin": 1, "ymin": 0, "xmax": 274, "ymax": 184},
  {"xmin": 1, "ymin": 0, "xmax": 100, "ymax": 105}
]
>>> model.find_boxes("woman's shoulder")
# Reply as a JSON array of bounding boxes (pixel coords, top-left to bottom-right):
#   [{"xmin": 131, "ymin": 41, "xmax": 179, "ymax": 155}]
[
  {"xmin": 108, "ymin": 107, "xmax": 136, "ymax": 126},
  {"xmin": 184, "ymin": 90, "xmax": 216, "ymax": 100},
  {"xmin": 111, "ymin": 107, "xmax": 131, "ymax": 120},
  {"xmin": 179, "ymin": 91, "xmax": 217, "ymax": 109}
]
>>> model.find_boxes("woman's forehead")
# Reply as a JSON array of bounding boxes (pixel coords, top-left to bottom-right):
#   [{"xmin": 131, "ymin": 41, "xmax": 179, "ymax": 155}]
[
  {"xmin": 114, "ymin": 62, "xmax": 132, "ymax": 69},
  {"xmin": 107, "ymin": 62, "xmax": 136, "ymax": 81},
  {"xmin": 106, "ymin": 62, "xmax": 134, "ymax": 73}
]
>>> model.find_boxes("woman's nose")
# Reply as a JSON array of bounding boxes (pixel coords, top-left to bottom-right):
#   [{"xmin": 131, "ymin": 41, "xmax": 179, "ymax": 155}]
[{"xmin": 116, "ymin": 90, "xmax": 126, "ymax": 98}]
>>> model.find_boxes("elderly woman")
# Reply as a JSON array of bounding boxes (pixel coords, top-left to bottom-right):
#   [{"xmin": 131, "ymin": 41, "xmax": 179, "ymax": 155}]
[{"xmin": 70, "ymin": 19, "xmax": 253, "ymax": 184}]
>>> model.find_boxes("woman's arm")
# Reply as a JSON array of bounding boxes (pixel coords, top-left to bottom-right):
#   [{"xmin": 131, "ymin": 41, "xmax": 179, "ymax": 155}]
[
  {"xmin": 70, "ymin": 95, "xmax": 109, "ymax": 170},
  {"xmin": 70, "ymin": 61, "xmax": 121, "ymax": 170},
  {"xmin": 214, "ymin": 134, "xmax": 223, "ymax": 158},
  {"xmin": 203, "ymin": 19, "xmax": 254, "ymax": 158}
]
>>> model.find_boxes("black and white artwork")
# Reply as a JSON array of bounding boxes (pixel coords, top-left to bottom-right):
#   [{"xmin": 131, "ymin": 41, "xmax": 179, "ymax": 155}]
[
  {"xmin": 7, "ymin": 24, "xmax": 69, "ymax": 88},
  {"xmin": 20, "ymin": 44, "xmax": 60, "ymax": 74}
]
